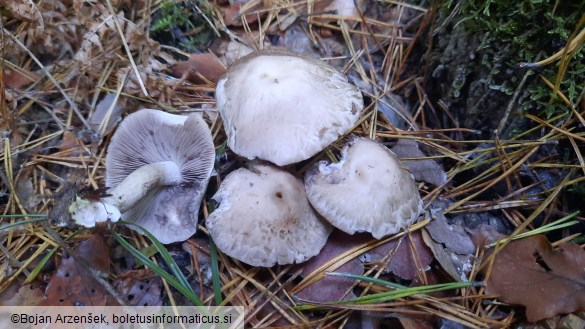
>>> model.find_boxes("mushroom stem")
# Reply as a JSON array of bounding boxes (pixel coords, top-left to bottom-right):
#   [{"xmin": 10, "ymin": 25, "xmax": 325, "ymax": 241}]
[
  {"xmin": 69, "ymin": 161, "xmax": 181, "ymax": 227},
  {"xmin": 104, "ymin": 161, "xmax": 181, "ymax": 212}
]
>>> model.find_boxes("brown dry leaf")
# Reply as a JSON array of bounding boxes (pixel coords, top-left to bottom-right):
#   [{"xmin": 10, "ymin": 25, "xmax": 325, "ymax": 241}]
[
  {"xmin": 113, "ymin": 269, "xmax": 162, "ymax": 306},
  {"xmin": 485, "ymin": 235, "xmax": 585, "ymax": 322},
  {"xmin": 0, "ymin": 0, "xmax": 44, "ymax": 39},
  {"xmin": 295, "ymin": 230, "xmax": 367, "ymax": 302},
  {"xmin": 170, "ymin": 53, "xmax": 226, "ymax": 84},
  {"xmin": 4, "ymin": 69, "xmax": 40, "ymax": 89},
  {"xmin": 470, "ymin": 224, "xmax": 507, "ymax": 250},
  {"xmin": 0, "ymin": 283, "xmax": 46, "ymax": 306},
  {"xmin": 222, "ymin": 2, "xmax": 263, "ymax": 27},
  {"xmin": 39, "ymin": 235, "xmax": 118, "ymax": 306},
  {"xmin": 368, "ymin": 230, "xmax": 434, "ymax": 280}
]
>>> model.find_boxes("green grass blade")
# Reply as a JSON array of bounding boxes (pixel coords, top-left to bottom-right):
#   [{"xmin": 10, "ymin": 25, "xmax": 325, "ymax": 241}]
[
  {"xmin": 118, "ymin": 221, "xmax": 194, "ymax": 296},
  {"xmin": 207, "ymin": 200, "xmax": 223, "ymax": 305},
  {"xmin": 327, "ymin": 272, "xmax": 407, "ymax": 289},
  {"xmin": 24, "ymin": 230, "xmax": 83, "ymax": 284},
  {"xmin": 113, "ymin": 232, "xmax": 204, "ymax": 307},
  {"xmin": 488, "ymin": 211, "xmax": 581, "ymax": 247},
  {"xmin": 209, "ymin": 240, "xmax": 223, "ymax": 305},
  {"xmin": 0, "ymin": 217, "xmax": 46, "ymax": 231},
  {"xmin": 0, "ymin": 214, "xmax": 48, "ymax": 218},
  {"xmin": 295, "ymin": 272, "xmax": 478, "ymax": 310}
]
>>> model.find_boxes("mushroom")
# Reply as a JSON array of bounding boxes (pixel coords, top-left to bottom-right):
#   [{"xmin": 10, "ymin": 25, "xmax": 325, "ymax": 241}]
[
  {"xmin": 69, "ymin": 108, "xmax": 215, "ymax": 244},
  {"xmin": 206, "ymin": 164, "xmax": 332, "ymax": 267},
  {"xmin": 304, "ymin": 137, "xmax": 423, "ymax": 239},
  {"xmin": 215, "ymin": 49, "xmax": 363, "ymax": 166}
]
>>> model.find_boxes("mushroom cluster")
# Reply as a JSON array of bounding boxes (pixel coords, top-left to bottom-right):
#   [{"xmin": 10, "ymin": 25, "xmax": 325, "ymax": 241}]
[
  {"xmin": 207, "ymin": 49, "xmax": 423, "ymax": 267},
  {"xmin": 68, "ymin": 49, "xmax": 422, "ymax": 257},
  {"xmin": 69, "ymin": 108, "xmax": 215, "ymax": 244}
]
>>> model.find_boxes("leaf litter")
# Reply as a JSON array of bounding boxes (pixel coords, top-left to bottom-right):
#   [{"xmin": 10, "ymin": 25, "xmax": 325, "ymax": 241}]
[{"xmin": 1, "ymin": 0, "xmax": 584, "ymax": 327}]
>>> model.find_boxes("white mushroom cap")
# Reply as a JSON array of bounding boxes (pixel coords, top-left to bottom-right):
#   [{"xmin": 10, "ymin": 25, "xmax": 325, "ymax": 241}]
[
  {"xmin": 104, "ymin": 109, "xmax": 215, "ymax": 244},
  {"xmin": 215, "ymin": 49, "xmax": 363, "ymax": 166},
  {"xmin": 206, "ymin": 164, "xmax": 332, "ymax": 267},
  {"xmin": 304, "ymin": 137, "xmax": 423, "ymax": 239}
]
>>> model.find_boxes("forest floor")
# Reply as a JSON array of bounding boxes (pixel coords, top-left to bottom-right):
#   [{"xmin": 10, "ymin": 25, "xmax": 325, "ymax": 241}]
[{"xmin": 1, "ymin": 0, "xmax": 585, "ymax": 328}]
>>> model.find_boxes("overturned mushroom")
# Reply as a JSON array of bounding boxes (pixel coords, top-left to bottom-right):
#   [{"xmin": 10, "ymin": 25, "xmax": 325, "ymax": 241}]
[
  {"xmin": 206, "ymin": 164, "xmax": 332, "ymax": 267},
  {"xmin": 215, "ymin": 49, "xmax": 363, "ymax": 166},
  {"xmin": 304, "ymin": 137, "xmax": 423, "ymax": 239},
  {"xmin": 69, "ymin": 109, "xmax": 215, "ymax": 244}
]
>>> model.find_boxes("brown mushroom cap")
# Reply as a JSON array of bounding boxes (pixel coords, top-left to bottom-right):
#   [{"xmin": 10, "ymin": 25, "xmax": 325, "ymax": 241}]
[
  {"xmin": 206, "ymin": 164, "xmax": 332, "ymax": 266},
  {"xmin": 304, "ymin": 137, "xmax": 423, "ymax": 239},
  {"xmin": 215, "ymin": 49, "xmax": 363, "ymax": 166},
  {"xmin": 106, "ymin": 109, "xmax": 215, "ymax": 244}
]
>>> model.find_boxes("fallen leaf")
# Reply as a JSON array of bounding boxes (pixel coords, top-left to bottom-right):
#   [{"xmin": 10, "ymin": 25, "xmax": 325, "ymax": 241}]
[
  {"xmin": 219, "ymin": 40, "xmax": 254, "ymax": 66},
  {"xmin": 88, "ymin": 93, "xmax": 124, "ymax": 137},
  {"xmin": 170, "ymin": 53, "xmax": 226, "ymax": 84},
  {"xmin": 425, "ymin": 210, "xmax": 475, "ymax": 255},
  {"xmin": 295, "ymin": 230, "xmax": 366, "ymax": 302},
  {"xmin": 368, "ymin": 230, "xmax": 434, "ymax": 280},
  {"xmin": 484, "ymin": 235, "xmax": 585, "ymax": 322},
  {"xmin": 279, "ymin": 24, "xmax": 320, "ymax": 58},
  {"xmin": 391, "ymin": 139, "xmax": 448, "ymax": 187},
  {"xmin": 222, "ymin": 2, "xmax": 263, "ymax": 27},
  {"xmin": 0, "ymin": 283, "xmax": 45, "ymax": 306},
  {"xmin": 469, "ymin": 224, "xmax": 507, "ymax": 250},
  {"xmin": 421, "ymin": 229, "xmax": 472, "ymax": 282},
  {"xmin": 113, "ymin": 269, "xmax": 162, "ymax": 306},
  {"xmin": 39, "ymin": 235, "xmax": 118, "ymax": 306},
  {"xmin": 4, "ymin": 69, "xmax": 40, "ymax": 89}
]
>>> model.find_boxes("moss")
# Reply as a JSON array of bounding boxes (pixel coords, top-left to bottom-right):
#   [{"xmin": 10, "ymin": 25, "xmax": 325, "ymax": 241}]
[
  {"xmin": 150, "ymin": 0, "xmax": 214, "ymax": 52},
  {"xmin": 445, "ymin": 0, "xmax": 585, "ymax": 118}
]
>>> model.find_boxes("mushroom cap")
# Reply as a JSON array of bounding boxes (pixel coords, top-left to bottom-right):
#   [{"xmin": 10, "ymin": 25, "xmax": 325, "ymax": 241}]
[
  {"xmin": 215, "ymin": 49, "xmax": 363, "ymax": 166},
  {"xmin": 106, "ymin": 109, "xmax": 215, "ymax": 244},
  {"xmin": 304, "ymin": 137, "xmax": 422, "ymax": 239},
  {"xmin": 206, "ymin": 164, "xmax": 332, "ymax": 267}
]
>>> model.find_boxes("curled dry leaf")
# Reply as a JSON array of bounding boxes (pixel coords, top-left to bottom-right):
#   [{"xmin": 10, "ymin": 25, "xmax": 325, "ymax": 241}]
[
  {"xmin": 390, "ymin": 139, "xmax": 448, "ymax": 187},
  {"xmin": 170, "ymin": 53, "xmax": 226, "ymax": 84},
  {"xmin": 421, "ymin": 229, "xmax": 472, "ymax": 282},
  {"xmin": 39, "ymin": 235, "xmax": 118, "ymax": 306},
  {"xmin": 425, "ymin": 210, "xmax": 475, "ymax": 255},
  {"xmin": 295, "ymin": 230, "xmax": 367, "ymax": 302},
  {"xmin": 484, "ymin": 235, "xmax": 585, "ymax": 322}
]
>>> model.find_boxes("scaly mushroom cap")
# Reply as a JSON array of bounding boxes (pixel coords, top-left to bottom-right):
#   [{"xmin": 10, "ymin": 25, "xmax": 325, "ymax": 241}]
[
  {"xmin": 304, "ymin": 137, "xmax": 422, "ymax": 239},
  {"xmin": 206, "ymin": 164, "xmax": 332, "ymax": 267},
  {"xmin": 106, "ymin": 109, "xmax": 215, "ymax": 244},
  {"xmin": 215, "ymin": 49, "xmax": 363, "ymax": 166}
]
